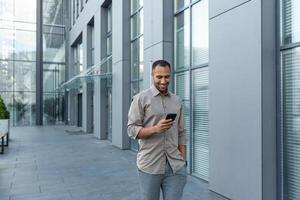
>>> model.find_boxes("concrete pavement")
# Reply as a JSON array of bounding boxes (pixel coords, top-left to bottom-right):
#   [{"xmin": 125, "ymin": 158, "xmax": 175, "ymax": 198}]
[{"xmin": 0, "ymin": 126, "xmax": 225, "ymax": 200}]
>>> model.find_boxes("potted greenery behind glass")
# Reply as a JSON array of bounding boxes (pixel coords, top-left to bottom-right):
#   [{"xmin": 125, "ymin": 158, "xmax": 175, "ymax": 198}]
[{"xmin": 0, "ymin": 96, "xmax": 10, "ymax": 139}]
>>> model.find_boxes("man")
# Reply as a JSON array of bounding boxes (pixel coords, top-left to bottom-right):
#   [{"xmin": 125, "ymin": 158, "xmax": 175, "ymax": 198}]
[{"xmin": 127, "ymin": 60, "xmax": 187, "ymax": 200}]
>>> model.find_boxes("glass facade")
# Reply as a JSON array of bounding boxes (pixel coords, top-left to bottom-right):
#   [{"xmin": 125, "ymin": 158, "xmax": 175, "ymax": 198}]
[
  {"xmin": 0, "ymin": 0, "xmax": 66, "ymax": 126},
  {"xmin": 174, "ymin": 0, "xmax": 209, "ymax": 180},
  {"xmin": 42, "ymin": 0, "xmax": 66, "ymax": 125},
  {"xmin": 281, "ymin": 0, "xmax": 300, "ymax": 199},
  {"xmin": 0, "ymin": 0, "xmax": 37, "ymax": 126},
  {"xmin": 130, "ymin": 0, "xmax": 144, "ymax": 151}
]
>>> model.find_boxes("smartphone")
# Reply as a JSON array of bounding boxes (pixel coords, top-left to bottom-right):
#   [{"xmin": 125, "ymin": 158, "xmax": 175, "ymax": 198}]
[{"xmin": 165, "ymin": 113, "xmax": 177, "ymax": 121}]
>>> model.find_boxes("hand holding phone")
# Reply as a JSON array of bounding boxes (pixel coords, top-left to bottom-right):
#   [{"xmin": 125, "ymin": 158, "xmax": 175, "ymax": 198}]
[{"xmin": 154, "ymin": 114, "xmax": 176, "ymax": 134}]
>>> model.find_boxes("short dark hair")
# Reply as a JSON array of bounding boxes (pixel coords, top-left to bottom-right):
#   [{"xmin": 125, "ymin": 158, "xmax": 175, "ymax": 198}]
[{"xmin": 152, "ymin": 60, "xmax": 171, "ymax": 71}]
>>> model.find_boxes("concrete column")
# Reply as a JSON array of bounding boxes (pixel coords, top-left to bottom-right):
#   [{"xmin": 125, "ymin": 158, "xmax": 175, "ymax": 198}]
[
  {"xmin": 208, "ymin": 0, "xmax": 276, "ymax": 200},
  {"xmin": 143, "ymin": 0, "xmax": 174, "ymax": 90},
  {"xmin": 93, "ymin": 6, "xmax": 108, "ymax": 139},
  {"xmin": 68, "ymin": 47, "xmax": 77, "ymax": 126},
  {"xmin": 111, "ymin": 0, "xmax": 131, "ymax": 149},
  {"xmin": 93, "ymin": 8, "xmax": 102, "ymax": 138},
  {"xmin": 82, "ymin": 25, "xmax": 93, "ymax": 133}
]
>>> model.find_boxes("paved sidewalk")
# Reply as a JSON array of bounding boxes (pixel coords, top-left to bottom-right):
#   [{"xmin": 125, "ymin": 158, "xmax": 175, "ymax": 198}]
[{"xmin": 0, "ymin": 126, "xmax": 225, "ymax": 200}]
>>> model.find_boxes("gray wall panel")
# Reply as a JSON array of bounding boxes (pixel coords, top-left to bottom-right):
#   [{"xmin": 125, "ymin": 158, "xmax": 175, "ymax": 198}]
[
  {"xmin": 209, "ymin": 0, "xmax": 250, "ymax": 19},
  {"xmin": 209, "ymin": 1, "xmax": 262, "ymax": 199}
]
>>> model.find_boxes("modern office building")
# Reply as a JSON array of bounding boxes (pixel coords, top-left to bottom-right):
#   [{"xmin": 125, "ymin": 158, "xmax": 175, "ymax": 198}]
[{"xmin": 0, "ymin": 0, "xmax": 299, "ymax": 199}]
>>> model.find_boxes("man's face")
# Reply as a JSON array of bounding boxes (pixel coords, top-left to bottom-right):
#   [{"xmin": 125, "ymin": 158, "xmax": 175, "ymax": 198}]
[{"xmin": 152, "ymin": 65, "xmax": 171, "ymax": 94}]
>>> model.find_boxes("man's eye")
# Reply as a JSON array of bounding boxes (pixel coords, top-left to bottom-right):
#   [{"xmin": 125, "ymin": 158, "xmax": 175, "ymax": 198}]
[{"xmin": 157, "ymin": 76, "xmax": 162, "ymax": 79}]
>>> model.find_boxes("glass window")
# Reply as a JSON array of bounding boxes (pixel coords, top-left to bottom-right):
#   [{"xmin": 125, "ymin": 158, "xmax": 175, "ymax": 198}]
[
  {"xmin": 14, "ymin": 92, "xmax": 36, "ymax": 126},
  {"xmin": 175, "ymin": 0, "xmax": 190, "ymax": 12},
  {"xmin": 43, "ymin": 25, "xmax": 65, "ymax": 62},
  {"xmin": 280, "ymin": 0, "xmax": 300, "ymax": 198},
  {"xmin": 79, "ymin": 43, "xmax": 83, "ymax": 72},
  {"xmin": 131, "ymin": 0, "xmax": 143, "ymax": 14},
  {"xmin": 108, "ymin": 6, "xmax": 112, "ymax": 33},
  {"xmin": 192, "ymin": 67, "xmax": 209, "ymax": 179},
  {"xmin": 43, "ymin": 63, "xmax": 65, "ymax": 92},
  {"xmin": 14, "ymin": 61, "xmax": 36, "ymax": 92},
  {"xmin": 175, "ymin": 10, "xmax": 190, "ymax": 69},
  {"xmin": 0, "ymin": 0, "xmax": 38, "ymax": 126},
  {"xmin": 0, "ymin": 61, "xmax": 14, "ymax": 91},
  {"xmin": 15, "ymin": 0, "xmax": 36, "ymax": 22},
  {"xmin": 282, "ymin": 47, "xmax": 300, "ymax": 200},
  {"xmin": 107, "ymin": 34, "xmax": 112, "ymax": 57},
  {"xmin": 131, "ymin": 39, "xmax": 140, "ymax": 81},
  {"xmin": 43, "ymin": 92, "xmax": 64, "ymax": 125},
  {"xmin": 43, "ymin": 0, "xmax": 64, "ymax": 25},
  {"xmin": 281, "ymin": 0, "xmax": 300, "ymax": 45},
  {"xmin": 76, "ymin": 0, "xmax": 79, "ymax": 18},
  {"xmin": 14, "ymin": 30, "xmax": 36, "ymax": 61},
  {"xmin": 0, "ymin": 1, "xmax": 14, "ymax": 20},
  {"xmin": 175, "ymin": 72, "xmax": 190, "ymax": 168},
  {"xmin": 80, "ymin": 0, "xmax": 84, "ymax": 10},
  {"xmin": 139, "ymin": 36, "xmax": 144, "ymax": 79},
  {"xmin": 174, "ymin": 0, "xmax": 209, "ymax": 180},
  {"xmin": 73, "ymin": 0, "xmax": 76, "ymax": 24},
  {"xmin": 91, "ymin": 26, "xmax": 95, "ymax": 66},
  {"xmin": 130, "ymin": 0, "xmax": 143, "ymax": 151},
  {"xmin": 192, "ymin": 1, "xmax": 208, "ymax": 66},
  {"xmin": 0, "ymin": 29, "xmax": 14, "ymax": 60}
]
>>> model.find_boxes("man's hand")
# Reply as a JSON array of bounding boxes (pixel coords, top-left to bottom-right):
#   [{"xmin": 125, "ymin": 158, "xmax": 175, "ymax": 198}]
[
  {"xmin": 136, "ymin": 119, "xmax": 174, "ymax": 139},
  {"xmin": 154, "ymin": 119, "xmax": 174, "ymax": 134}
]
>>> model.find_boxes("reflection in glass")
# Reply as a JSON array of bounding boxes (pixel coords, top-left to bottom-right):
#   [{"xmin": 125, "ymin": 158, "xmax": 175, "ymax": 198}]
[
  {"xmin": 43, "ymin": 63, "xmax": 65, "ymax": 92},
  {"xmin": 14, "ymin": 61, "xmax": 36, "ymax": 92},
  {"xmin": 192, "ymin": 1, "xmax": 208, "ymax": 66},
  {"xmin": 43, "ymin": 25, "xmax": 65, "ymax": 62},
  {"xmin": 131, "ymin": 39, "xmax": 140, "ymax": 81},
  {"xmin": 281, "ymin": 0, "xmax": 300, "ymax": 44},
  {"xmin": 15, "ymin": 30, "xmax": 36, "ymax": 61},
  {"xmin": 0, "ymin": 0, "xmax": 37, "ymax": 126},
  {"xmin": 139, "ymin": 36, "xmax": 144, "ymax": 80},
  {"xmin": 175, "ymin": 10, "xmax": 190, "ymax": 69},
  {"xmin": 175, "ymin": 0, "xmax": 190, "ymax": 12},
  {"xmin": 43, "ymin": 92, "xmax": 64, "ymax": 125},
  {"xmin": 0, "ymin": 61, "xmax": 13, "ymax": 91},
  {"xmin": 43, "ymin": 0, "xmax": 64, "ymax": 25},
  {"xmin": 0, "ymin": 29, "xmax": 14, "ymax": 60},
  {"xmin": 131, "ymin": 13, "xmax": 138, "ymax": 39},
  {"xmin": 91, "ymin": 26, "xmax": 95, "ymax": 66},
  {"xmin": 14, "ymin": 92, "xmax": 36, "ymax": 126},
  {"xmin": 131, "ymin": 0, "xmax": 143, "ymax": 14},
  {"xmin": 108, "ymin": 6, "xmax": 112, "ymax": 32}
]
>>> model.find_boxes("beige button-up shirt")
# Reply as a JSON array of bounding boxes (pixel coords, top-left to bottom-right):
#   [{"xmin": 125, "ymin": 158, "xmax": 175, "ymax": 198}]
[{"xmin": 127, "ymin": 85, "xmax": 187, "ymax": 174}]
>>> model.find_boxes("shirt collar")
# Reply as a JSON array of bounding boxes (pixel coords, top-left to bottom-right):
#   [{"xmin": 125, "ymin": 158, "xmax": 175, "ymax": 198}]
[{"xmin": 151, "ymin": 85, "xmax": 170, "ymax": 97}]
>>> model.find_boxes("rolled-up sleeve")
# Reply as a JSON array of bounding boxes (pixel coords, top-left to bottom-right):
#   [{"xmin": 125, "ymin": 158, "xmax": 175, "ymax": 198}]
[
  {"xmin": 127, "ymin": 95, "xmax": 144, "ymax": 139},
  {"xmin": 178, "ymin": 105, "xmax": 187, "ymax": 145}
]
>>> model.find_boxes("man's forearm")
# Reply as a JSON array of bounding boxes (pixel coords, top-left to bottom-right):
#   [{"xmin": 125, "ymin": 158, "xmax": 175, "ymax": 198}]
[
  {"xmin": 178, "ymin": 145, "xmax": 186, "ymax": 161},
  {"xmin": 136, "ymin": 127, "xmax": 157, "ymax": 139}
]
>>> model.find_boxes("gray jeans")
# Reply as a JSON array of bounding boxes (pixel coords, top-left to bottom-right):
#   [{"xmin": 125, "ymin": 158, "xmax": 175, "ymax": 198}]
[{"xmin": 138, "ymin": 161, "xmax": 187, "ymax": 200}]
